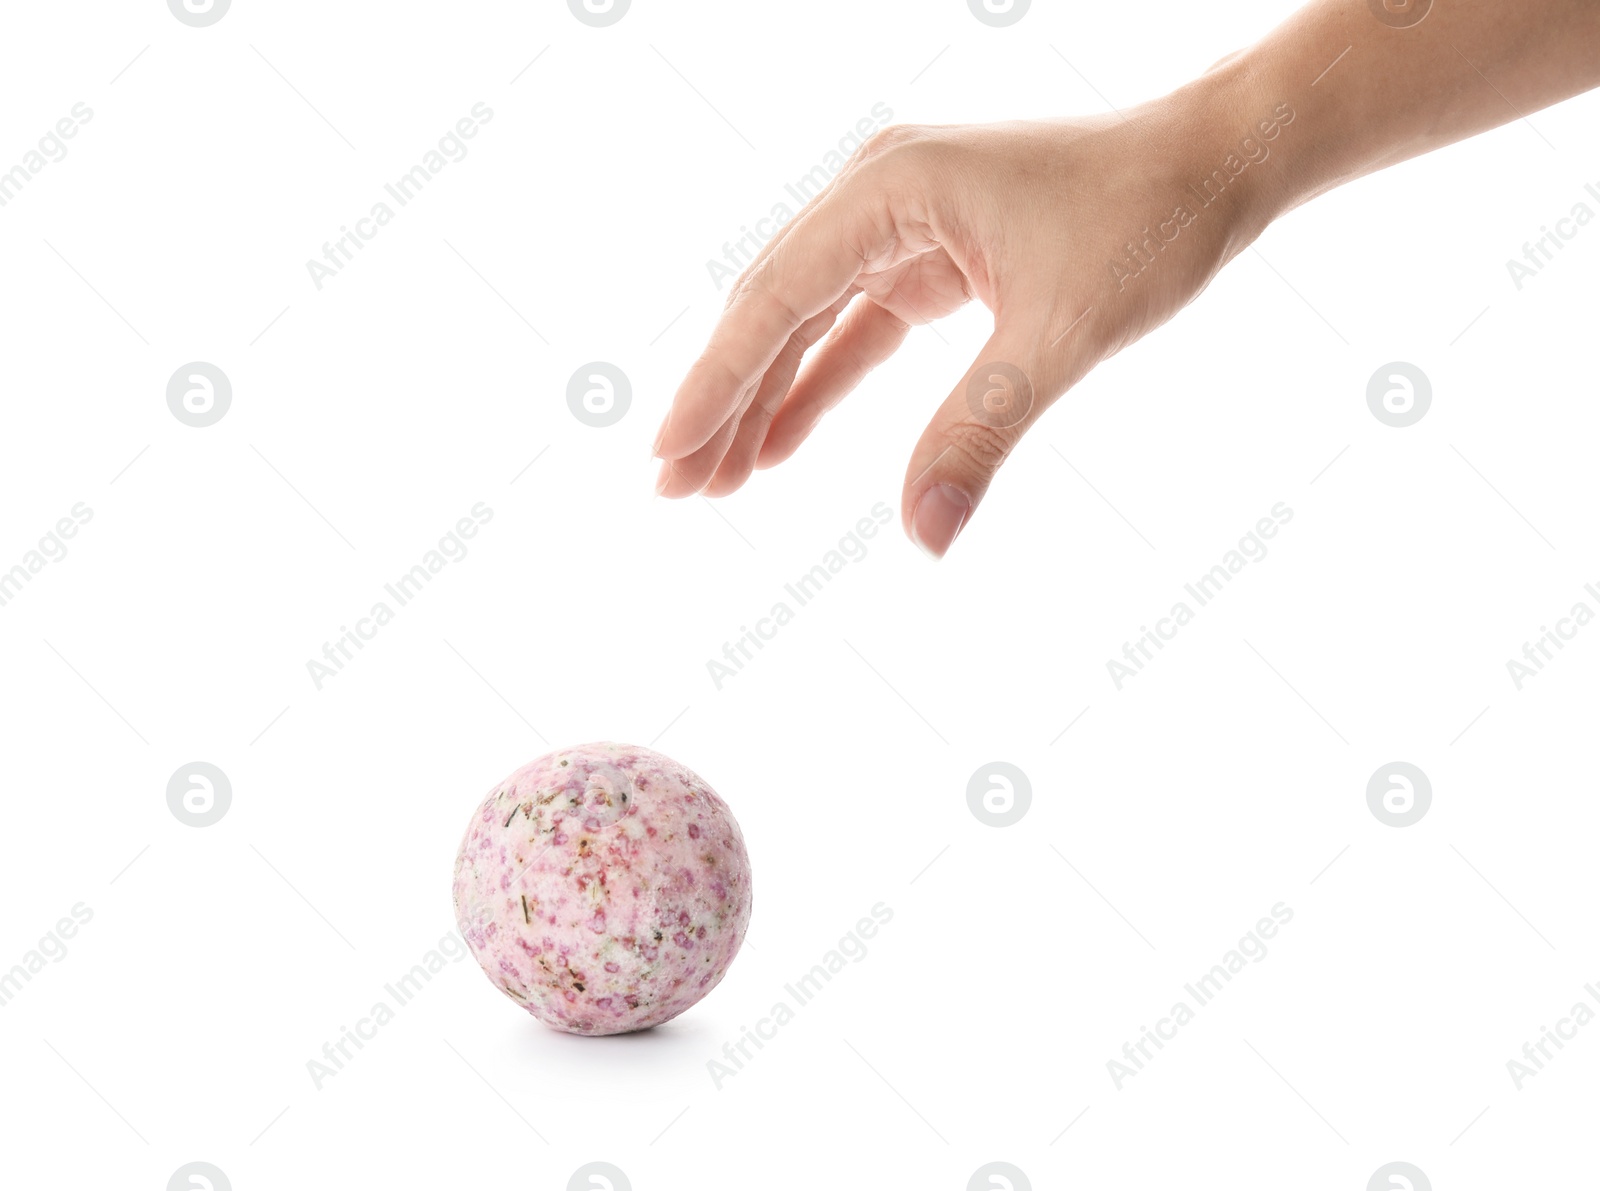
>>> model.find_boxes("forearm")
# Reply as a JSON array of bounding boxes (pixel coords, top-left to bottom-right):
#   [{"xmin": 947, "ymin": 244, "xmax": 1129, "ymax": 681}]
[{"xmin": 1206, "ymin": 0, "xmax": 1600, "ymax": 223}]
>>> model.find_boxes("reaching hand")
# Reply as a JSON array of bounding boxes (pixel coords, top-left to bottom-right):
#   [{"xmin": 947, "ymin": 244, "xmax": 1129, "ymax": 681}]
[{"xmin": 653, "ymin": 0, "xmax": 1600, "ymax": 558}]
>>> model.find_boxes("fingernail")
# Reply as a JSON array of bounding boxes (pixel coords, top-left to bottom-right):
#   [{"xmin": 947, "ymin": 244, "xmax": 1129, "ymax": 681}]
[
  {"xmin": 655, "ymin": 463, "xmax": 672, "ymax": 496},
  {"xmin": 911, "ymin": 483, "xmax": 971, "ymax": 560},
  {"xmin": 651, "ymin": 412, "xmax": 672, "ymax": 458}
]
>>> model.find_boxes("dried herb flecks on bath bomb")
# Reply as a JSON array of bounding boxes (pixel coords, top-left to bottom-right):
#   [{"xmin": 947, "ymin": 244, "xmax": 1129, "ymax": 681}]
[{"xmin": 451, "ymin": 742, "xmax": 753, "ymax": 1036}]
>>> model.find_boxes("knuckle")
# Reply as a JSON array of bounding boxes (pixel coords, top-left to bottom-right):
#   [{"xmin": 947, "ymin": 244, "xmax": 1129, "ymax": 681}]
[
  {"xmin": 720, "ymin": 259, "xmax": 803, "ymax": 339},
  {"xmin": 856, "ymin": 123, "xmax": 927, "ymax": 166},
  {"xmin": 745, "ymin": 260, "xmax": 805, "ymax": 328},
  {"xmin": 943, "ymin": 418, "xmax": 1016, "ymax": 474}
]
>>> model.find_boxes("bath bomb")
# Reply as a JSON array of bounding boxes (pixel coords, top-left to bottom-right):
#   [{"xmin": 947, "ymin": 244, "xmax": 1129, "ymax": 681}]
[{"xmin": 452, "ymin": 742, "xmax": 752, "ymax": 1035}]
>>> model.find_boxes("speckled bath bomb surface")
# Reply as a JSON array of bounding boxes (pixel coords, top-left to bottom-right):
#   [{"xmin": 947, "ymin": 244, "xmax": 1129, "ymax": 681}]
[{"xmin": 452, "ymin": 742, "xmax": 752, "ymax": 1035}]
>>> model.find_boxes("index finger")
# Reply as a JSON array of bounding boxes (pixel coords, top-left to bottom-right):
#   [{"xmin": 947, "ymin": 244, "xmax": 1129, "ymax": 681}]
[{"xmin": 655, "ymin": 190, "xmax": 877, "ymax": 460}]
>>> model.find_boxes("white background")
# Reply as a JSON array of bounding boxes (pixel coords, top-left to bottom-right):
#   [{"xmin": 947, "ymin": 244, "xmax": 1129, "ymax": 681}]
[{"xmin": 2, "ymin": 1, "xmax": 1598, "ymax": 1188}]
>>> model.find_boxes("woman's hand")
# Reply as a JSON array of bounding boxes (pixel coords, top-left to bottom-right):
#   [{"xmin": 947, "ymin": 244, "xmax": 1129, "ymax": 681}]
[
  {"xmin": 652, "ymin": 71, "xmax": 1283, "ymax": 558},
  {"xmin": 652, "ymin": 0, "xmax": 1600, "ymax": 558}
]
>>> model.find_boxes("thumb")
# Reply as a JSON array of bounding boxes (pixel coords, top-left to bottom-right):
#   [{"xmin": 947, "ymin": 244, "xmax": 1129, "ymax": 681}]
[{"xmin": 902, "ymin": 331, "xmax": 1062, "ymax": 559}]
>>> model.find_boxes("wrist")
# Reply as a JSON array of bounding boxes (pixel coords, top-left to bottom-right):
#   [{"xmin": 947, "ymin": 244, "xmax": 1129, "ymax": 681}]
[{"xmin": 1163, "ymin": 57, "xmax": 1309, "ymax": 240}]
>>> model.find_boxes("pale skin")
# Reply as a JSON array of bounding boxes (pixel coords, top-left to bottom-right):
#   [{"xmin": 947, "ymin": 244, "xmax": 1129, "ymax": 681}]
[{"xmin": 652, "ymin": 0, "xmax": 1600, "ymax": 558}]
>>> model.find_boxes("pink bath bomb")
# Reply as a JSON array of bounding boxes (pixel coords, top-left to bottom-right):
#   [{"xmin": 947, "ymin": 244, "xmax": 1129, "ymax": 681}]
[{"xmin": 452, "ymin": 742, "xmax": 753, "ymax": 1035}]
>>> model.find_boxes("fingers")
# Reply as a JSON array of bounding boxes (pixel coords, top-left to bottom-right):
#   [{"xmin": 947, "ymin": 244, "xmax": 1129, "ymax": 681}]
[
  {"xmin": 698, "ymin": 295, "xmax": 854, "ymax": 497},
  {"xmin": 902, "ymin": 326, "xmax": 1086, "ymax": 559},
  {"xmin": 655, "ymin": 419, "xmax": 739, "ymax": 498},
  {"xmin": 658, "ymin": 296, "xmax": 853, "ymax": 498},
  {"xmin": 755, "ymin": 297, "xmax": 912, "ymax": 471},
  {"xmin": 654, "ymin": 186, "xmax": 881, "ymax": 462}
]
